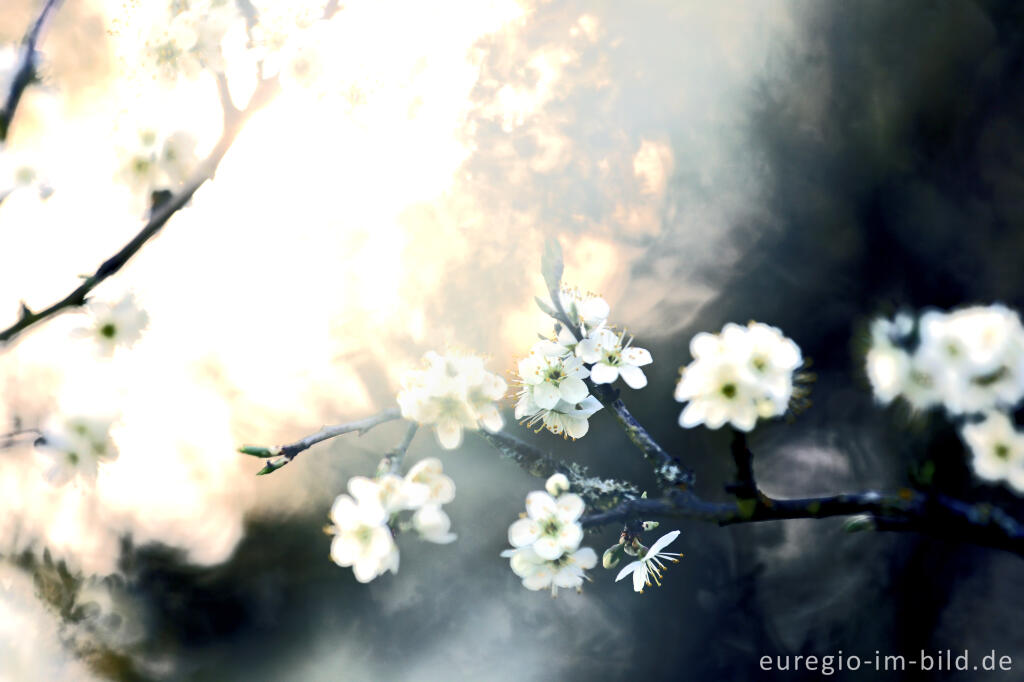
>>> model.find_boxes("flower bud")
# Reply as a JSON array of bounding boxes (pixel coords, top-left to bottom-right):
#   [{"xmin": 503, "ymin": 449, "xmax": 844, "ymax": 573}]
[
  {"xmin": 602, "ymin": 543, "xmax": 625, "ymax": 569},
  {"xmin": 641, "ymin": 521, "xmax": 659, "ymax": 531},
  {"xmin": 545, "ymin": 473, "xmax": 570, "ymax": 496}
]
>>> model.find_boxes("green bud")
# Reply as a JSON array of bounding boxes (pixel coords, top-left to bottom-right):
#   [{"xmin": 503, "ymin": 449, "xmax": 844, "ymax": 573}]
[
  {"xmin": 602, "ymin": 543, "xmax": 626, "ymax": 569},
  {"xmin": 239, "ymin": 445, "xmax": 282, "ymax": 458},
  {"xmin": 256, "ymin": 456, "xmax": 289, "ymax": 475}
]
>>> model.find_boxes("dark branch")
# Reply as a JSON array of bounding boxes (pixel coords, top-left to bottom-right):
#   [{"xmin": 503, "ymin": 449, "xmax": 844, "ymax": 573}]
[
  {"xmin": 0, "ymin": 0, "xmax": 61, "ymax": 142},
  {"xmin": 0, "ymin": 76, "xmax": 280, "ymax": 346},
  {"xmin": 581, "ymin": 488, "xmax": 1024, "ymax": 558}
]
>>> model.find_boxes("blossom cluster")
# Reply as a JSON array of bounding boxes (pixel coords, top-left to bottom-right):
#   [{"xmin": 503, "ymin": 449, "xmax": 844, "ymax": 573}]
[
  {"xmin": 675, "ymin": 322, "xmax": 803, "ymax": 432},
  {"xmin": 866, "ymin": 305, "xmax": 1024, "ymax": 493},
  {"xmin": 396, "ymin": 351, "xmax": 507, "ymax": 449},
  {"xmin": 515, "ymin": 289, "xmax": 652, "ymax": 438},
  {"xmin": 143, "ymin": 0, "xmax": 243, "ymax": 81},
  {"xmin": 501, "ymin": 474, "xmax": 596, "ymax": 596},
  {"xmin": 327, "ymin": 458, "xmax": 456, "ymax": 583},
  {"xmin": 118, "ymin": 129, "xmax": 199, "ymax": 197}
]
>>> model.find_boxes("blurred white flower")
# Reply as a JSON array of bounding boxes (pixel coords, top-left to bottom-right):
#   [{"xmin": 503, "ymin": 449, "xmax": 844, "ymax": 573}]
[
  {"xmin": 960, "ymin": 411, "xmax": 1024, "ymax": 492},
  {"xmin": 144, "ymin": 0, "xmax": 242, "ymax": 80},
  {"xmin": 412, "ymin": 504, "xmax": 456, "ymax": 544},
  {"xmin": 327, "ymin": 494, "xmax": 399, "ymax": 583},
  {"xmin": 615, "ymin": 529, "xmax": 683, "ymax": 593},
  {"xmin": 404, "ymin": 457, "xmax": 456, "ymax": 505},
  {"xmin": 35, "ymin": 415, "xmax": 117, "ymax": 486},
  {"xmin": 866, "ymin": 305, "xmax": 1024, "ymax": 415},
  {"xmin": 75, "ymin": 294, "xmax": 149, "ymax": 356},
  {"xmin": 118, "ymin": 129, "xmax": 199, "ymax": 196},
  {"xmin": 501, "ymin": 545, "xmax": 597, "ymax": 597},
  {"xmin": 585, "ymin": 328, "xmax": 653, "ymax": 389},
  {"xmin": 675, "ymin": 322, "xmax": 802, "ymax": 432},
  {"xmin": 347, "ymin": 474, "xmax": 429, "ymax": 515},
  {"xmin": 507, "ymin": 490, "xmax": 585, "ymax": 560},
  {"xmin": 396, "ymin": 350, "xmax": 506, "ymax": 449}
]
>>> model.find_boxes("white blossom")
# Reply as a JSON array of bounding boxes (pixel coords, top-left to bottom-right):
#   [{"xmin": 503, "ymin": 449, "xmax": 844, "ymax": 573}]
[
  {"xmin": 144, "ymin": 0, "xmax": 242, "ymax": 81},
  {"xmin": 404, "ymin": 457, "xmax": 456, "ymax": 505},
  {"xmin": 515, "ymin": 392, "xmax": 602, "ymax": 439},
  {"xmin": 75, "ymin": 294, "xmax": 149, "ymax": 356},
  {"xmin": 558, "ymin": 288, "xmax": 610, "ymax": 330},
  {"xmin": 396, "ymin": 350, "xmax": 506, "ymax": 449},
  {"xmin": 615, "ymin": 530, "xmax": 683, "ymax": 593},
  {"xmin": 514, "ymin": 343, "xmax": 603, "ymax": 438},
  {"xmin": 516, "ymin": 350, "xmax": 590, "ymax": 410},
  {"xmin": 501, "ymin": 545, "xmax": 597, "ymax": 597},
  {"xmin": 118, "ymin": 129, "xmax": 198, "ymax": 195},
  {"xmin": 866, "ymin": 305, "xmax": 1024, "ymax": 415},
  {"xmin": 347, "ymin": 474, "xmax": 429, "ymax": 515},
  {"xmin": 584, "ymin": 328, "xmax": 653, "ymax": 389},
  {"xmin": 675, "ymin": 322, "xmax": 802, "ymax": 432},
  {"xmin": 412, "ymin": 504, "xmax": 456, "ymax": 544},
  {"xmin": 327, "ymin": 494, "xmax": 399, "ymax": 583},
  {"xmin": 960, "ymin": 411, "xmax": 1024, "ymax": 492},
  {"xmin": 35, "ymin": 416, "xmax": 118, "ymax": 486},
  {"xmin": 507, "ymin": 490, "xmax": 585, "ymax": 560}
]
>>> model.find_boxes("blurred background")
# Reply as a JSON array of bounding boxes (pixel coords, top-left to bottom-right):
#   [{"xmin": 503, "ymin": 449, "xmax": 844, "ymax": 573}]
[{"xmin": 2, "ymin": 0, "xmax": 1024, "ymax": 679}]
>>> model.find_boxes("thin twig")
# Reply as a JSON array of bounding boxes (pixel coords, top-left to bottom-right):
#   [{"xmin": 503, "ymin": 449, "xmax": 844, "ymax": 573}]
[
  {"xmin": 0, "ymin": 0, "xmax": 61, "ymax": 142},
  {"xmin": 0, "ymin": 76, "xmax": 280, "ymax": 347},
  {"xmin": 242, "ymin": 408, "xmax": 403, "ymax": 475},
  {"xmin": 384, "ymin": 422, "xmax": 418, "ymax": 473}
]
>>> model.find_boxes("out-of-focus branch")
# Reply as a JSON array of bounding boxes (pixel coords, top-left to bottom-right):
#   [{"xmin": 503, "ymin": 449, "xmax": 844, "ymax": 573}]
[
  {"xmin": 241, "ymin": 407, "xmax": 403, "ymax": 475},
  {"xmin": 0, "ymin": 0, "xmax": 61, "ymax": 142},
  {"xmin": 0, "ymin": 75, "xmax": 280, "ymax": 347},
  {"xmin": 382, "ymin": 422, "xmax": 418, "ymax": 474}
]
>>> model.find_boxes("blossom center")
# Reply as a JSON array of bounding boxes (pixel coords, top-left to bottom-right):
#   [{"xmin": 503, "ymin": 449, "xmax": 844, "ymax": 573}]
[
  {"xmin": 720, "ymin": 383, "xmax": 737, "ymax": 399},
  {"xmin": 99, "ymin": 323, "xmax": 117, "ymax": 339}
]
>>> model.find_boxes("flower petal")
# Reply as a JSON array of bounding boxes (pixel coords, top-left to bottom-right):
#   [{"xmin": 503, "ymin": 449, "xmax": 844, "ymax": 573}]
[
  {"xmin": 646, "ymin": 530, "xmax": 681, "ymax": 556},
  {"xmin": 533, "ymin": 536, "xmax": 563, "ymax": 560},
  {"xmin": 619, "ymin": 364, "xmax": 648, "ymax": 389},
  {"xmin": 508, "ymin": 518, "xmax": 541, "ymax": 547},
  {"xmin": 559, "ymin": 376, "xmax": 589, "ymax": 403},
  {"xmin": 573, "ymin": 546, "xmax": 598, "ymax": 569},
  {"xmin": 556, "ymin": 493, "xmax": 585, "ymax": 521},
  {"xmin": 615, "ymin": 560, "xmax": 641, "ymax": 583},
  {"xmin": 525, "ymin": 491, "xmax": 557, "ymax": 519},
  {"xmin": 589, "ymin": 363, "xmax": 619, "ymax": 385},
  {"xmin": 533, "ymin": 382, "xmax": 560, "ymax": 409},
  {"xmin": 623, "ymin": 347, "xmax": 653, "ymax": 367},
  {"xmin": 435, "ymin": 420, "xmax": 463, "ymax": 449}
]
